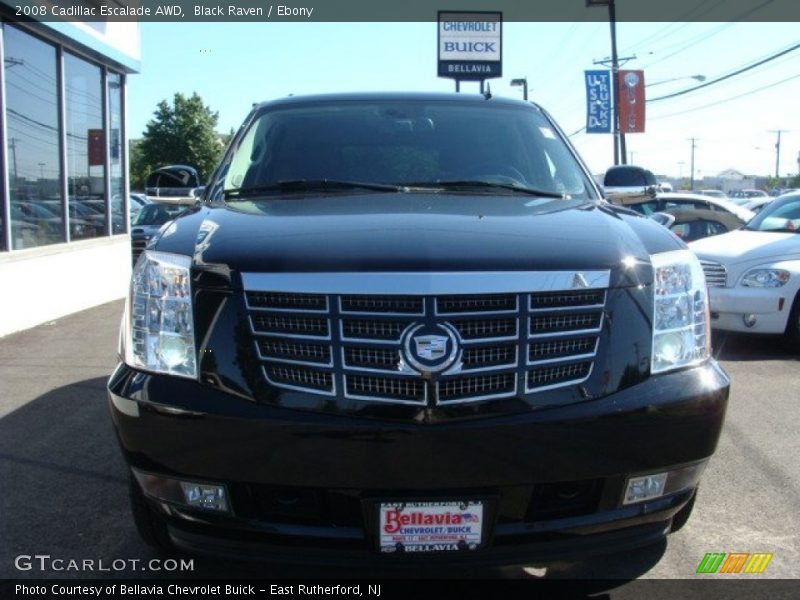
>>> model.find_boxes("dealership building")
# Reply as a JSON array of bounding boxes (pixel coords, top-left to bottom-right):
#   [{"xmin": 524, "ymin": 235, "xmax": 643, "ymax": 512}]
[{"xmin": 0, "ymin": 8, "xmax": 139, "ymax": 336}]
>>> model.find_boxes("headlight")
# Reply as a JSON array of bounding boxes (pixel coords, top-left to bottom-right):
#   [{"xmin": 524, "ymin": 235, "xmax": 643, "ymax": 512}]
[
  {"xmin": 740, "ymin": 268, "xmax": 790, "ymax": 288},
  {"xmin": 123, "ymin": 251, "xmax": 196, "ymax": 378},
  {"xmin": 651, "ymin": 250, "xmax": 710, "ymax": 374}
]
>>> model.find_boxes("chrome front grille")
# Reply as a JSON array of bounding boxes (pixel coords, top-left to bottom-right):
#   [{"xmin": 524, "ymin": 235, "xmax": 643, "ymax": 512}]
[
  {"xmin": 700, "ymin": 260, "xmax": 727, "ymax": 288},
  {"xmin": 244, "ymin": 275, "xmax": 607, "ymax": 406}
]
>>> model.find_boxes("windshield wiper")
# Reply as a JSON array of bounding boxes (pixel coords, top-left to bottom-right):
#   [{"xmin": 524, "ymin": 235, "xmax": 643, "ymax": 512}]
[
  {"xmin": 406, "ymin": 180, "xmax": 568, "ymax": 199},
  {"xmin": 224, "ymin": 179, "xmax": 402, "ymax": 198}
]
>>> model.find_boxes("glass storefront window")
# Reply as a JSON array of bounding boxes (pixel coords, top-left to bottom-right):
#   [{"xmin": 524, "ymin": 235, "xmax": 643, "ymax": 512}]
[
  {"xmin": 4, "ymin": 25, "xmax": 64, "ymax": 250},
  {"xmin": 65, "ymin": 52, "xmax": 106, "ymax": 240},
  {"xmin": 108, "ymin": 72, "xmax": 125, "ymax": 233}
]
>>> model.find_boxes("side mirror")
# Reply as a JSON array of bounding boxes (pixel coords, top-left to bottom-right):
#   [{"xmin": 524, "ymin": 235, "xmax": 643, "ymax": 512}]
[{"xmin": 603, "ymin": 165, "xmax": 659, "ymax": 205}]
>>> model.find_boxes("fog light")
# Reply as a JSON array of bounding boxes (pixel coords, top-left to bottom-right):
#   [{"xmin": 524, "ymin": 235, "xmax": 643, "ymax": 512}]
[
  {"xmin": 623, "ymin": 461, "xmax": 707, "ymax": 506},
  {"xmin": 624, "ymin": 473, "xmax": 667, "ymax": 504},
  {"xmin": 743, "ymin": 314, "xmax": 757, "ymax": 328},
  {"xmin": 179, "ymin": 482, "xmax": 228, "ymax": 512},
  {"xmin": 131, "ymin": 468, "xmax": 230, "ymax": 513}
]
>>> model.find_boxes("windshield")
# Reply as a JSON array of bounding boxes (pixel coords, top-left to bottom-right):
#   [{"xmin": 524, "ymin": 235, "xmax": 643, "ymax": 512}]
[
  {"xmin": 132, "ymin": 203, "xmax": 186, "ymax": 226},
  {"xmin": 745, "ymin": 194, "xmax": 800, "ymax": 232},
  {"xmin": 222, "ymin": 100, "xmax": 597, "ymax": 201}
]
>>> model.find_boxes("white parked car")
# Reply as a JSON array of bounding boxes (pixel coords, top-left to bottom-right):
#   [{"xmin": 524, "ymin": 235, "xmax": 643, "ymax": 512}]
[{"xmin": 689, "ymin": 191, "xmax": 800, "ymax": 341}]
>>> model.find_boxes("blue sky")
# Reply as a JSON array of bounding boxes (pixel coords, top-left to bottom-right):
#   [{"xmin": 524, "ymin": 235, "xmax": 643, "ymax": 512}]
[{"xmin": 128, "ymin": 21, "xmax": 800, "ymax": 179}]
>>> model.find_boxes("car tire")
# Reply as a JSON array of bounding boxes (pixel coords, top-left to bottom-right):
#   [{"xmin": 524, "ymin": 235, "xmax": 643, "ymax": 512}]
[
  {"xmin": 785, "ymin": 291, "xmax": 800, "ymax": 350},
  {"xmin": 129, "ymin": 474, "xmax": 173, "ymax": 551},
  {"xmin": 670, "ymin": 490, "xmax": 697, "ymax": 533}
]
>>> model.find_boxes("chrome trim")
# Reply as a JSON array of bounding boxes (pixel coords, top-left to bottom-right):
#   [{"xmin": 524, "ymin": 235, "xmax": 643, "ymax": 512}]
[
  {"xmin": 255, "ymin": 341, "xmax": 334, "ymax": 368},
  {"xmin": 526, "ymin": 337, "xmax": 600, "ymax": 366},
  {"xmin": 343, "ymin": 375, "xmax": 428, "ymax": 405},
  {"xmin": 528, "ymin": 303, "xmax": 606, "ymax": 313},
  {"xmin": 434, "ymin": 295, "xmax": 519, "ymax": 316},
  {"xmin": 525, "ymin": 363, "xmax": 594, "ymax": 394},
  {"xmin": 241, "ymin": 271, "xmax": 611, "ymax": 294},
  {"xmin": 262, "ymin": 365, "xmax": 336, "ymax": 397},
  {"xmin": 339, "ymin": 320, "xmax": 409, "ymax": 345},
  {"xmin": 435, "ymin": 378, "xmax": 518, "ymax": 405},
  {"xmin": 527, "ymin": 351, "xmax": 598, "ymax": 367},
  {"xmin": 338, "ymin": 297, "xmax": 424, "ymax": 317},
  {"xmin": 248, "ymin": 315, "xmax": 332, "ymax": 341},
  {"xmin": 339, "ymin": 347, "xmax": 418, "ymax": 376},
  {"xmin": 528, "ymin": 312, "xmax": 605, "ymax": 339},
  {"xmin": 460, "ymin": 345, "xmax": 519, "ymax": 373},
  {"xmin": 245, "ymin": 294, "xmax": 329, "ymax": 314}
]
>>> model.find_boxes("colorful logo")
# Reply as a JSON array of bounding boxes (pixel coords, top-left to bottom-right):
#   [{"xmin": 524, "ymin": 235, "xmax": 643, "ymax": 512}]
[{"xmin": 696, "ymin": 552, "xmax": 773, "ymax": 574}]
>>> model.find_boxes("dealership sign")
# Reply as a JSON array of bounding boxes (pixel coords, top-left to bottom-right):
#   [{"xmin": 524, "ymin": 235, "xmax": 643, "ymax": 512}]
[
  {"xmin": 438, "ymin": 11, "xmax": 502, "ymax": 81},
  {"xmin": 585, "ymin": 69, "xmax": 646, "ymax": 134},
  {"xmin": 584, "ymin": 70, "xmax": 612, "ymax": 133},
  {"xmin": 618, "ymin": 70, "xmax": 646, "ymax": 133}
]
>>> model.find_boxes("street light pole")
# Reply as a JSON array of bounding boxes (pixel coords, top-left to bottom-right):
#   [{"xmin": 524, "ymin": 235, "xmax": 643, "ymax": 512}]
[
  {"xmin": 768, "ymin": 129, "xmax": 787, "ymax": 179},
  {"xmin": 689, "ymin": 138, "xmax": 697, "ymax": 190},
  {"xmin": 510, "ymin": 77, "xmax": 528, "ymax": 101}
]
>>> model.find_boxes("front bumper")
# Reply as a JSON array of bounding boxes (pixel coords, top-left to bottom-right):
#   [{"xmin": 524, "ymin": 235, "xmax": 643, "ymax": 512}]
[
  {"xmin": 709, "ymin": 286, "xmax": 790, "ymax": 334},
  {"xmin": 108, "ymin": 360, "xmax": 729, "ymax": 565}
]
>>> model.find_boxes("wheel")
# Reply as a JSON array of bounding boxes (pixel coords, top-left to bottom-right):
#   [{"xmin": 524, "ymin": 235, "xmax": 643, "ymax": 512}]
[
  {"xmin": 670, "ymin": 489, "xmax": 697, "ymax": 533},
  {"xmin": 785, "ymin": 291, "xmax": 800, "ymax": 350},
  {"xmin": 129, "ymin": 474, "xmax": 173, "ymax": 551}
]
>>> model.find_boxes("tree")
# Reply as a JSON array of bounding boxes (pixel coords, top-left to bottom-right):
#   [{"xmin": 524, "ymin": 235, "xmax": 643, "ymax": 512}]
[{"xmin": 134, "ymin": 92, "xmax": 223, "ymax": 188}]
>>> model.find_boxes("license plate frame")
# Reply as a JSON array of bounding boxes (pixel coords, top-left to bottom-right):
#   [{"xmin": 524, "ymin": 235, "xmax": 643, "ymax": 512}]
[{"xmin": 375, "ymin": 499, "xmax": 488, "ymax": 554}]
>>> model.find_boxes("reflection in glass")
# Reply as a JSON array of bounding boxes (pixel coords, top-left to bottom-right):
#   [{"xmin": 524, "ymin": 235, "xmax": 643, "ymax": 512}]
[
  {"xmin": 4, "ymin": 25, "xmax": 64, "ymax": 249},
  {"xmin": 65, "ymin": 52, "xmax": 106, "ymax": 240},
  {"xmin": 108, "ymin": 72, "xmax": 125, "ymax": 233}
]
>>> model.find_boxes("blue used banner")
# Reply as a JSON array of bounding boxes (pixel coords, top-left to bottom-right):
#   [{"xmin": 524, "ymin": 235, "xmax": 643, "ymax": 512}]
[{"xmin": 585, "ymin": 70, "xmax": 612, "ymax": 133}]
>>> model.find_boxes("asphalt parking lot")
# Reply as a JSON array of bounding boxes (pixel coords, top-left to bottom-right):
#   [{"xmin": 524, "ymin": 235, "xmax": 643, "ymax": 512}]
[{"xmin": 1, "ymin": 299, "xmax": 798, "ymax": 583}]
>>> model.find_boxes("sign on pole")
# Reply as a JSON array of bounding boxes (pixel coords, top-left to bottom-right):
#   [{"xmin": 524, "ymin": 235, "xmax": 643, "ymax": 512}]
[
  {"xmin": 618, "ymin": 70, "xmax": 646, "ymax": 133},
  {"xmin": 584, "ymin": 70, "xmax": 612, "ymax": 133},
  {"xmin": 438, "ymin": 11, "xmax": 502, "ymax": 82}
]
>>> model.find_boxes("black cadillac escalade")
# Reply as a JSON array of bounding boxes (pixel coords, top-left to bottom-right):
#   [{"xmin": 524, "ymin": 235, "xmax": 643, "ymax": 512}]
[{"xmin": 108, "ymin": 93, "xmax": 730, "ymax": 566}]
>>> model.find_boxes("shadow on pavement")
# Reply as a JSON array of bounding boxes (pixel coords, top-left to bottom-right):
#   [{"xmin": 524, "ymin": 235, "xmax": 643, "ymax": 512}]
[
  {"xmin": 711, "ymin": 331, "xmax": 798, "ymax": 362},
  {"xmin": 0, "ymin": 376, "xmax": 662, "ymax": 587}
]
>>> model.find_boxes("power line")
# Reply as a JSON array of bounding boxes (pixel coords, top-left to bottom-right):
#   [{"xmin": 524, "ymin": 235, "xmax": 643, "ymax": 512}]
[
  {"xmin": 648, "ymin": 72, "xmax": 800, "ymax": 120},
  {"xmin": 649, "ymin": 41, "xmax": 800, "ymax": 102}
]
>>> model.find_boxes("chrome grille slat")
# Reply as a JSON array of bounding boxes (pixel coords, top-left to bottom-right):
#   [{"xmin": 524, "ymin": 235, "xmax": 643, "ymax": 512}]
[
  {"xmin": 438, "ymin": 373, "xmax": 516, "ymax": 403},
  {"xmin": 700, "ymin": 260, "xmax": 727, "ymax": 288},
  {"xmin": 345, "ymin": 375, "xmax": 426, "ymax": 404},
  {"xmin": 247, "ymin": 292, "xmax": 328, "ymax": 312},
  {"xmin": 462, "ymin": 344, "xmax": 517, "ymax": 369},
  {"xmin": 257, "ymin": 339, "xmax": 332, "ymax": 366},
  {"xmin": 252, "ymin": 314, "xmax": 330, "ymax": 339},
  {"xmin": 436, "ymin": 294, "xmax": 517, "ymax": 314},
  {"xmin": 340, "ymin": 295, "xmax": 423, "ymax": 314},
  {"xmin": 452, "ymin": 318, "xmax": 517, "ymax": 340},
  {"xmin": 343, "ymin": 346, "xmax": 401, "ymax": 371},
  {"xmin": 341, "ymin": 319, "xmax": 410, "ymax": 342},
  {"xmin": 243, "ymin": 284, "xmax": 609, "ymax": 404},
  {"xmin": 264, "ymin": 365, "xmax": 334, "ymax": 394},
  {"xmin": 528, "ymin": 336, "xmax": 598, "ymax": 364},
  {"xmin": 527, "ymin": 362, "xmax": 592, "ymax": 392},
  {"xmin": 529, "ymin": 312, "xmax": 603, "ymax": 336}
]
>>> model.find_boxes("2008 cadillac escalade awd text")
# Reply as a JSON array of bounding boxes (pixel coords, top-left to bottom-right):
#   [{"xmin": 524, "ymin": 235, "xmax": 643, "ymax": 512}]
[{"xmin": 108, "ymin": 93, "xmax": 730, "ymax": 566}]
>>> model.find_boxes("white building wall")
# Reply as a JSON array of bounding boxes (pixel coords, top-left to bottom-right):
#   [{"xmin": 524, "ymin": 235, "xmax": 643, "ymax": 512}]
[{"xmin": 0, "ymin": 237, "xmax": 130, "ymax": 337}]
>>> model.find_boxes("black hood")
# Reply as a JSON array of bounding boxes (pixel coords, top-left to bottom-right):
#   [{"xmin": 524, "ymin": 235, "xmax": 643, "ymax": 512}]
[{"xmin": 153, "ymin": 193, "xmax": 680, "ymax": 286}]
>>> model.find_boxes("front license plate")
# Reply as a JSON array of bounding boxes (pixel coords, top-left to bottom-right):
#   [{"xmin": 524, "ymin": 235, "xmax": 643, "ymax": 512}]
[{"xmin": 377, "ymin": 500, "xmax": 484, "ymax": 553}]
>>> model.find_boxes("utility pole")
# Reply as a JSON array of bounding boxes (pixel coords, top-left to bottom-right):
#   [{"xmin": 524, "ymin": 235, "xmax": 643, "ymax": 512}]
[
  {"xmin": 9, "ymin": 138, "xmax": 19, "ymax": 185},
  {"xmin": 768, "ymin": 129, "xmax": 788, "ymax": 179},
  {"xmin": 591, "ymin": 1, "xmax": 635, "ymax": 166},
  {"xmin": 689, "ymin": 138, "xmax": 697, "ymax": 190}
]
